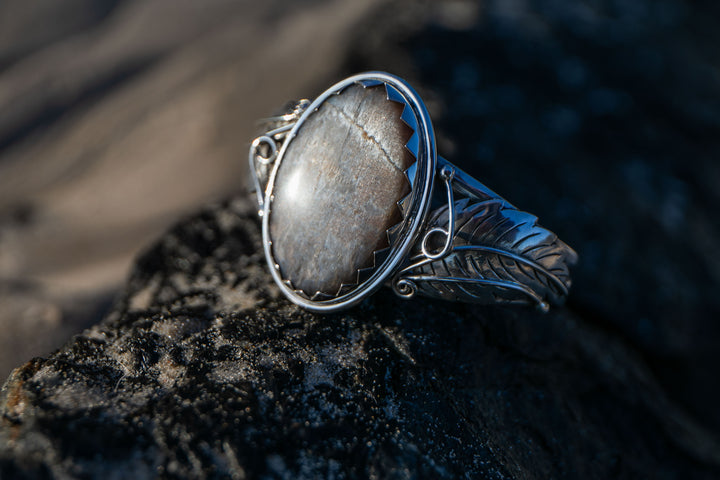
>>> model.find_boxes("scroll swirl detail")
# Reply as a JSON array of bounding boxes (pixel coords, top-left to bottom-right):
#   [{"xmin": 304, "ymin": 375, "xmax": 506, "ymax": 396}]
[
  {"xmin": 249, "ymin": 99, "xmax": 311, "ymax": 215},
  {"xmin": 393, "ymin": 195, "xmax": 577, "ymax": 311}
]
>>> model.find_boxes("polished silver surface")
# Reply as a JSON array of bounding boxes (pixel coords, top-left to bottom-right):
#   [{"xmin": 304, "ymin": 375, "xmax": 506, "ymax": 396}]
[
  {"xmin": 249, "ymin": 72, "xmax": 576, "ymax": 312},
  {"xmin": 392, "ymin": 158, "xmax": 577, "ymax": 312}
]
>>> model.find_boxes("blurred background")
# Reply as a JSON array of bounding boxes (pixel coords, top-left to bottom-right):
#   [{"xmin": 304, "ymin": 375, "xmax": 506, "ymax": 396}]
[
  {"xmin": 0, "ymin": 0, "xmax": 387, "ymax": 378},
  {"xmin": 0, "ymin": 0, "xmax": 719, "ymax": 437}
]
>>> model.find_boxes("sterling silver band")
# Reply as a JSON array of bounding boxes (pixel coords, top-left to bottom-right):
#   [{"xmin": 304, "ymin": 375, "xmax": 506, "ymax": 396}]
[{"xmin": 249, "ymin": 72, "xmax": 577, "ymax": 312}]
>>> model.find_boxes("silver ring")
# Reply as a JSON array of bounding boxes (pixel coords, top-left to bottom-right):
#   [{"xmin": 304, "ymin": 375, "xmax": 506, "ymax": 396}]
[{"xmin": 249, "ymin": 72, "xmax": 577, "ymax": 313}]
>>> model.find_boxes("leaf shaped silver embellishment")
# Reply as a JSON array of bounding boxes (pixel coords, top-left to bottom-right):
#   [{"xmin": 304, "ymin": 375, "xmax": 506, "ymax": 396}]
[{"xmin": 398, "ymin": 198, "xmax": 578, "ymax": 310}]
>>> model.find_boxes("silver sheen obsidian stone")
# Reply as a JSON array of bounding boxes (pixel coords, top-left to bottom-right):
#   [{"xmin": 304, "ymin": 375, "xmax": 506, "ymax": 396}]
[{"xmin": 269, "ymin": 84, "xmax": 413, "ymax": 296}]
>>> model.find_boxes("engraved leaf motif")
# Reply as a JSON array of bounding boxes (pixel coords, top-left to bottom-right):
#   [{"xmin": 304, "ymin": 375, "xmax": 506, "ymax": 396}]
[{"xmin": 405, "ymin": 198, "xmax": 577, "ymax": 309}]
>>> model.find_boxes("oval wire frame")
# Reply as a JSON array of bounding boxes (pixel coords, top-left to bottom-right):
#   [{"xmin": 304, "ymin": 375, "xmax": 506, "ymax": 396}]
[{"xmin": 261, "ymin": 72, "xmax": 437, "ymax": 312}]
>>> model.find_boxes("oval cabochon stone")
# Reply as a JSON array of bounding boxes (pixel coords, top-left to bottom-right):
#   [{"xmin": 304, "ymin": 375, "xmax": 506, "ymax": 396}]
[{"xmin": 269, "ymin": 84, "xmax": 414, "ymax": 296}]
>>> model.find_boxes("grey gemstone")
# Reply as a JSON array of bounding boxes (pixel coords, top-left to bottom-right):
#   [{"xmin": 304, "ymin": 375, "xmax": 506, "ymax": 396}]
[{"xmin": 269, "ymin": 84, "xmax": 414, "ymax": 296}]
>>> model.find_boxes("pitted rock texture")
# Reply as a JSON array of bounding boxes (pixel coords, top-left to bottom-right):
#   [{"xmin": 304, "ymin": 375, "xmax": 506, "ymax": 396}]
[
  {"xmin": 270, "ymin": 84, "xmax": 413, "ymax": 296},
  {"xmin": 346, "ymin": 0, "xmax": 720, "ymax": 437},
  {"xmin": 1, "ymin": 198, "xmax": 719, "ymax": 479},
  {"xmin": 2, "ymin": 0, "xmax": 720, "ymax": 477}
]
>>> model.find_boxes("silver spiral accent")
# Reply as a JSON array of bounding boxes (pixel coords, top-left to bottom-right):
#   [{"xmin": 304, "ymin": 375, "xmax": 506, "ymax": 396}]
[
  {"xmin": 251, "ymin": 135, "xmax": 278, "ymax": 166},
  {"xmin": 393, "ymin": 278, "xmax": 418, "ymax": 298},
  {"xmin": 249, "ymin": 99, "xmax": 311, "ymax": 216},
  {"xmin": 392, "ymin": 157, "xmax": 576, "ymax": 309}
]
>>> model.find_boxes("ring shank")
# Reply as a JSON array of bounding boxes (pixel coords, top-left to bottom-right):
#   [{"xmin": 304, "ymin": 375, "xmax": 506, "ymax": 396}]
[{"xmin": 392, "ymin": 157, "xmax": 577, "ymax": 311}]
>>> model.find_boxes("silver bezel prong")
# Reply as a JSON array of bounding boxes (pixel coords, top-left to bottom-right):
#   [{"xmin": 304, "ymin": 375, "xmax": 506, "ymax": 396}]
[{"xmin": 260, "ymin": 72, "xmax": 437, "ymax": 312}]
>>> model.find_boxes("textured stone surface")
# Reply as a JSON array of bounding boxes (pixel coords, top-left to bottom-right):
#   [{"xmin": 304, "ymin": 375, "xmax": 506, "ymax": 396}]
[
  {"xmin": 347, "ymin": 0, "xmax": 720, "ymax": 434},
  {"xmin": 1, "ymin": 0, "xmax": 720, "ymax": 478},
  {"xmin": 270, "ymin": 84, "xmax": 413, "ymax": 296},
  {"xmin": 1, "ymin": 198, "xmax": 719, "ymax": 479}
]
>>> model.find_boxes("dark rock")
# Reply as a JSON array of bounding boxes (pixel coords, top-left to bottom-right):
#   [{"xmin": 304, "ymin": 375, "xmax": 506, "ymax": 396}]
[
  {"xmin": 1, "ymin": 197, "xmax": 719, "ymax": 479},
  {"xmin": 2, "ymin": 0, "xmax": 720, "ymax": 478},
  {"xmin": 346, "ymin": 0, "xmax": 720, "ymax": 439},
  {"xmin": 270, "ymin": 84, "xmax": 412, "ymax": 296}
]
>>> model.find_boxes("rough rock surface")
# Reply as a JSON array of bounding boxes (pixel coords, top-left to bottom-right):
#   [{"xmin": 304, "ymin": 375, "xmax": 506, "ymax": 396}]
[
  {"xmin": 347, "ymin": 0, "xmax": 720, "ymax": 439},
  {"xmin": 2, "ymin": 0, "xmax": 720, "ymax": 478},
  {"xmin": 1, "ymin": 198, "xmax": 719, "ymax": 479}
]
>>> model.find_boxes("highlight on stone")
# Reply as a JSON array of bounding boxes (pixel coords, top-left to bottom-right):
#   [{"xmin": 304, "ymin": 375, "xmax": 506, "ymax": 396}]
[{"xmin": 269, "ymin": 84, "xmax": 413, "ymax": 297}]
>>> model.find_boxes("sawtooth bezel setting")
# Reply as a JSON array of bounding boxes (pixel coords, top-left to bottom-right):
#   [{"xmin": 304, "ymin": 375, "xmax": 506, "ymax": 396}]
[{"xmin": 260, "ymin": 72, "xmax": 437, "ymax": 312}]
